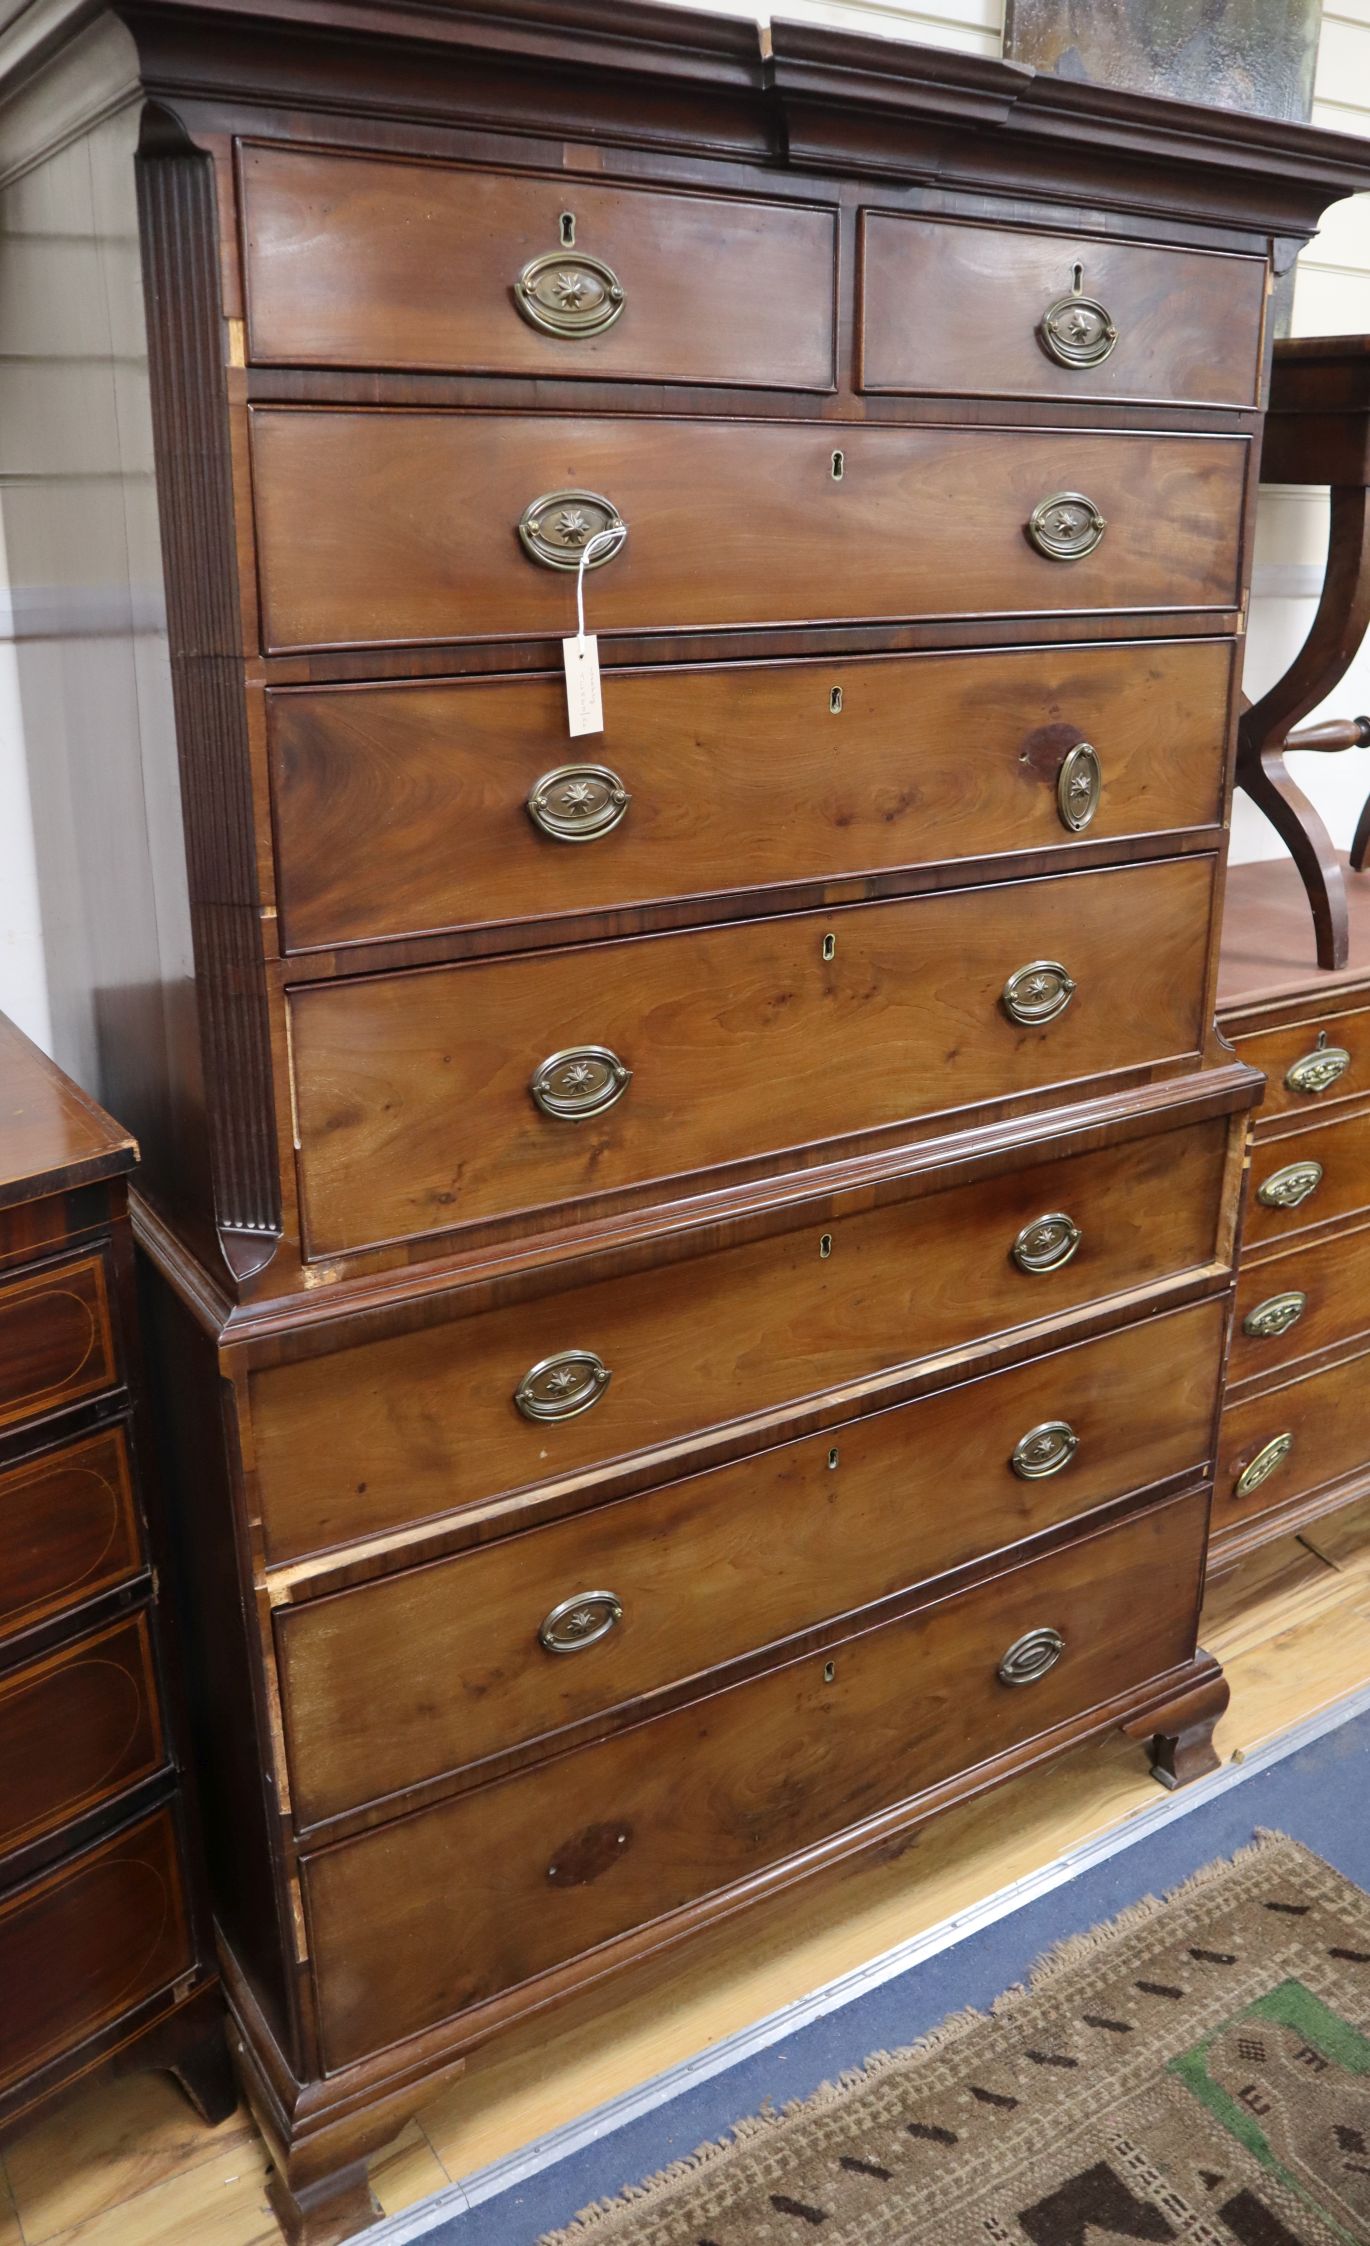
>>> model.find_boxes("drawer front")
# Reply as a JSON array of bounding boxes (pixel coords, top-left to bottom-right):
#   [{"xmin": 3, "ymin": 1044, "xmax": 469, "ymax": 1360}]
[
  {"xmin": 240, "ymin": 146, "xmax": 837, "ymax": 390},
  {"xmin": 270, "ymin": 640, "xmax": 1234, "ymax": 954},
  {"xmin": 305, "ymin": 1490, "xmax": 1206, "ymax": 2067},
  {"xmin": 1228, "ymin": 1007, "xmax": 1370, "ymax": 1124},
  {"xmin": 1229, "ymin": 1221, "xmax": 1370, "ymax": 1385},
  {"xmin": 0, "ymin": 1428, "xmax": 143, "ymax": 1646},
  {"xmin": 1244, "ymin": 1109, "xmax": 1370, "ymax": 1248},
  {"xmin": 0, "ymin": 1252, "xmax": 119, "ymax": 1434},
  {"xmin": 252, "ymin": 1112, "xmax": 1231, "ymax": 1564},
  {"xmin": 0, "ymin": 1613, "xmax": 164, "ymax": 1860},
  {"xmin": 277, "ymin": 1298, "xmax": 1225, "ymax": 1826},
  {"xmin": 0, "ymin": 1808, "xmax": 192, "ymax": 2095},
  {"xmin": 251, "ymin": 412, "xmax": 1247, "ymax": 654},
  {"xmin": 1217, "ymin": 1344, "xmax": 1370, "ymax": 1534},
  {"xmin": 291, "ymin": 856, "xmax": 1215, "ymax": 1256},
  {"xmin": 859, "ymin": 214, "xmax": 1264, "ymax": 406}
]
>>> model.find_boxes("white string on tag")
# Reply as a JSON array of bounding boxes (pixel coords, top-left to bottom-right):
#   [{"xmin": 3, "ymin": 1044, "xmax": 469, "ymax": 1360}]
[
  {"xmin": 575, "ymin": 520, "xmax": 629, "ymax": 647},
  {"xmin": 563, "ymin": 519, "xmax": 627, "ymax": 738}
]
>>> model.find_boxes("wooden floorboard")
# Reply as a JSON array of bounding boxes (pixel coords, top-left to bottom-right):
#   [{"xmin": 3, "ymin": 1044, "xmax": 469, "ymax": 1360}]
[{"xmin": 6, "ymin": 1509, "xmax": 1370, "ymax": 2246}]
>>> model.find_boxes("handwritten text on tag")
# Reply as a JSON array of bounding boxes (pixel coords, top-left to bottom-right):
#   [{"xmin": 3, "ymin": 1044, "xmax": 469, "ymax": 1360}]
[{"xmin": 563, "ymin": 633, "xmax": 605, "ymax": 737}]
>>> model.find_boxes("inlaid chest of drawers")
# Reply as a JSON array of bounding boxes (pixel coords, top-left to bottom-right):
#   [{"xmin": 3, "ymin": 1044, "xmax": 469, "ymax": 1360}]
[
  {"xmin": 0, "ymin": 1013, "xmax": 230, "ymax": 2145},
  {"xmin": 1215, "ymin": 855, "xmax": 1370, "ymax": 1565},
  {"xmin": 7, "ymin": 0, "xmax": 1370, "ymax": 2235}
]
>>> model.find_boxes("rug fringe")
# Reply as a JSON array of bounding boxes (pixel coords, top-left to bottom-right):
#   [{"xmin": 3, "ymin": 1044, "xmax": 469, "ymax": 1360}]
[{"xmin": 535, "ymin": 1830, "xmax": 1309, "ymax": 2245}]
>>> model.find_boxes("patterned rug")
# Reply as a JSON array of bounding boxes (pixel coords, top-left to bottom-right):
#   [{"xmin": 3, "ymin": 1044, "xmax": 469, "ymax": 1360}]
[{"xmin": 541, "ymin": 1834, "xmax": 1370, "ymax": 2245}]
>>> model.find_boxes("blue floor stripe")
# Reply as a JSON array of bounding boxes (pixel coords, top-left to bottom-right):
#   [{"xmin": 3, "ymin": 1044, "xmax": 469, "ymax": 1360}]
[{"xmin": 412, "ymin": 1704, "xmax": 1370, "ymax": 2245}]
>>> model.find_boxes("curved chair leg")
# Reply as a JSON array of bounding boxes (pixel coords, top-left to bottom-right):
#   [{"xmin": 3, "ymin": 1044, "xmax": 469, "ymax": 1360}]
[{"xmin": 1240, "ymin": 749, "xmax": 1348, "ymax": 969}]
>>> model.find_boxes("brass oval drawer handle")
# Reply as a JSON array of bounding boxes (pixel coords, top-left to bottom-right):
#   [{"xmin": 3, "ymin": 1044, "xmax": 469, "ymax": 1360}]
[
  {"xmin": 1242, "ymin": 1290, "xmax": 1307, "ymax": 1341},
  {"xmin": 1234, "ymin": 1431, "xmax": 1293, "ymax": 1500},
  {"xmin": 539, "ymin": 1590, "xmax": 624, "ymax": 1655},
  {"xmin": 998, "ymin": 1626, "xmax": 1065, "ymax": 1687},
  {"xmin": 1057, "ymin": 742, "xmax": 1101, "ymax": 833},
  {"xmin": 1027, "ymin": 492, "xmax": 1107, "ymax": 562},
  {"xmin": 519, "ymin": 489, "xmax": 625, "ymax": 571},
  {"xmin": 1003, "ymin": 959, "xmax": 1076, "ymax": 1027},
  {"xmin": 531, "ymin": 1045, "xmax": 632, "ymax": 1121},
  {"xmin": 1039, "ymin": 292, "xmax": 1118, "ymax": 369},
  {"xmin": 1010, "ymin": 1420, "xmax": 1079, "ymax": 1480},
  {"xmin": 1257, "ymin": 1159, "xmax": 1323, "ymax": 1212},
  {"xmin": 527, "ymin": 764, "xmax": 631, "ymax": 843},
  {"xmin": 514, "ymin": 1349, "xmax": 612, "ymax": 1423},
  {"xmin": 1012, "ymin": 1211, "xmax": 1081, "ymax": 1274},
  {"xmin": 1285, "ymin": 1039, "xmax": 1351, "ymax": 1097},
  {"xmin": 515, "ymin": 250, "xmax": 625, "ymax": 339}
]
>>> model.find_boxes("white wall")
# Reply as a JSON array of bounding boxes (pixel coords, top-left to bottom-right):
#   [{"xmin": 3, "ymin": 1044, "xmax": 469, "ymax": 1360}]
[{"xmin": 1, "ymin": 0, "xmax": 1365, "ymax": 1050}]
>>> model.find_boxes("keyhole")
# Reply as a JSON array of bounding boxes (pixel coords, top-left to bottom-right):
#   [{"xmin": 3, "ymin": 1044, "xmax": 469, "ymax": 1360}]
[
  {"xmin": 830, "ymin": 686, "xmax": 843, "ymax": 715},
  {"xmin": 1315, "ymin": 1029, "xmax": 1329, "ymax": 1051},
  {"xmin": 823, "ymin": 1661, "xmax": 836, "ymax": 1684},
  {"xmin": 819, "ymin": 1233, "xmax": 833, "ymax": 1259},
  {"xmin": 822, "ymin": 932, "xmax": 836, "ymax": 961},
  {"xmin": 560, "ymin": 211, "xmax": 576, "ymax": 247},
  {"xmin": 831, "ymin": 449, "xmax": 844, "ymax": 480},
  {"xmin": 827, "ymin": 1446, "xmax": 840, "ymax": 1470},
  {"xmin": 1071, "ymin": 261, "xmax": 1084, "ymax": 294}
]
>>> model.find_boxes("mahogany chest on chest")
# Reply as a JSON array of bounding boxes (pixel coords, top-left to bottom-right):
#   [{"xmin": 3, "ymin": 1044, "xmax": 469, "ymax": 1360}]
[{"xmin": 6, "ymin": 1, "xmax": 1370, "ymax": 2235}]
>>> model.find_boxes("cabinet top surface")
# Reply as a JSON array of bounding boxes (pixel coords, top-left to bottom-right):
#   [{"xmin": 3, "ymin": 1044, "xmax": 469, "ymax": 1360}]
[
  {"xmin": 8, "ymin": 0, "xmax": 1370, "ymax": 231},
  {"xmin": 0, "ymin": 1014, "xmax": 135, "ymax": 1210},
  {"xmin": 1220, "ymin": 855, "xmax": 1370, "ymax": 1013}
]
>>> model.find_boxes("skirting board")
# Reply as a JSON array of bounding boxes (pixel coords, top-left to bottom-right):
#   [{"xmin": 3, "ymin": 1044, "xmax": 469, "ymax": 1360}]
[{"xmin": 359, "ymin": 1676, "xmax": 1370, "ymax": 2246}]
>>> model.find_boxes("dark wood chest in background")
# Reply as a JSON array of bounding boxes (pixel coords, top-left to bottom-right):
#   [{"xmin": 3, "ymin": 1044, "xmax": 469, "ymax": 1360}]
[
  {"xmin": 5, "ymin": 2, "xmax": 1370, "ymax": 2237},
  {"xmin": 1216, "ymin": 857, "xmax": 1370, "ymax": 1563},
  {"xmin": 0, "ymin": 1015, "xmax": 229, "ymax": 2146}
]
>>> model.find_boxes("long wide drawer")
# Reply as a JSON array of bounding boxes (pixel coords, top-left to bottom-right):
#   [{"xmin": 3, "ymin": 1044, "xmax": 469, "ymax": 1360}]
[
  {"xmin": 1244, "ymin": 1108, "xmax": 1370, "ymax": 1248},
  {"xmin": 0, "ymin": 1426, "xmax": 142, "ymax": 1647},
  {"xmin": 303, "ymin": 1489, "xmax": 1207, "ymax": 2068},
  {"xmin": 276, "ymin": 1298, "xmax": 1225, "ymax": 1827},
  {"xmin": 1217, "ymin": 1341, "xmax": 1370, "ymax": 1535},
  {"xmin": 250, "ymin": 412, "xmax": 1248, "ymax": 654},
  {"xmin": 0, "ymin": 1613, "xmax": 164, "ymax": 1861},
  {"xmin": 269, "ymin": 639, "xmax": 1234, "ymax": 953},
  {"xmin": 859, "ymin": 215, "xmax": 1264, "ymax": 407},
  {"xmin": 251, "ymin": 1107, "xmax": 1234, "ymax": 1564},
  {"xmin": 0, "ymin": 1252, "xmax": 119, "ymax": 1434},
  {"xmin": 1229, "ymin": 1219, "xmax": 1370, "ymax": 1386},
  {"xmin": 290, "ymin": 855, "xmax": 1216, "ymax": 1256},
  {"xmin": 240, "ymin": 146, "xmax": 838, "ymax": 389},
  {"xmin": 0, "ymin": 1808, "xmax": 192, "ymax": 2097}
]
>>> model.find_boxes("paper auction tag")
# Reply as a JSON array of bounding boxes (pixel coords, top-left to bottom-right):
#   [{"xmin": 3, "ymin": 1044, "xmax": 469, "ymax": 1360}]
[{"xmin": 563, "ymin": 632, "xmax": 605, "ymax": 736}]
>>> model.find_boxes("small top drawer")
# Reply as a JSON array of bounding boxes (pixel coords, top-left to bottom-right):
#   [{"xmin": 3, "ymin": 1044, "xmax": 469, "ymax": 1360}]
[
  {"xmin": 1226, "ymin": 1007, "xmax": 1370, "ymax": 1125},
  {"xmin": 0, "ymin": 1253, "xmax": 119, "ymax": 1434},
  {"xmin": 859, "ymin": 214, "xmax": 1265, "ymax": 407},
  {"xmin": 239, "ymin": 146, "xmax": 837, "ymax": 391}
]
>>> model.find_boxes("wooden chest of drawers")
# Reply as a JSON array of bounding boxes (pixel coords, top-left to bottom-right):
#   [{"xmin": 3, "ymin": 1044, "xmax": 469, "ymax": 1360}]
[
  {"xmin": 1215, "ymin": 857, "xmax": 1370, "ymax": 1564},
  {"xmin": 0, "ymin": 1015, "xmax": 230, "ymax": 2145},
  {"xmin": 7, "ymin": 2, "xmax": 1370, "ymax": 2237}
]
